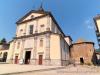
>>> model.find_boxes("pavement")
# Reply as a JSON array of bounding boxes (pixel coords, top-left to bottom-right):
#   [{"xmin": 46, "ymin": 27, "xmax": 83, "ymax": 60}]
[
  {"xmin": 0, "ymin": 64, "xmax": 64, "ymax": 75},
  {"xmin": 11, "ymin": 65, "xmax": 100, "ymax": 75},
  {"xmin": 12, "ymin": 70, "xmax": 100, "ymax": 75},
  {"xmin": 0, "ymin": 64, "xmax": 100, "ymax": 75}
]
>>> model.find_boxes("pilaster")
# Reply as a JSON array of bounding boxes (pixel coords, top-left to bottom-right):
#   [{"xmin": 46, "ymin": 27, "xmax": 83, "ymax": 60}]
[
  {"xmin": 20, "ymin": 39, "xmax": 25, "ymax": 59},
  {"xmin": 33, "ymin": 36, "xmax": 37, "ymax": 60},
  {"xmin": 45, "ymin": 33, "xmax": 50, "ymax": 65}
]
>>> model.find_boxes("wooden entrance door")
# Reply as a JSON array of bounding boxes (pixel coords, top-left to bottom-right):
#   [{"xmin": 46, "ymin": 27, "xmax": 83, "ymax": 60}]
[
  {"xmin": 15, "ymin": 56, "xmax": 18, "ymax": 64},
  {"xmin": 39, "ymin": 55, "xmax": 43, "ymax": 65}
]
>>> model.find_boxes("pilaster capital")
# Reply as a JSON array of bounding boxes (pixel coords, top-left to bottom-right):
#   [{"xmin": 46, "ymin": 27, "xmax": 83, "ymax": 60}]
[
  {"xmin": 22, "ymin": 39, "xmax": 25, "ymax": 42},
  {"xmin": 46, "ymin": 33, "xmax": 50, "ymax": 38},
  {"xmin": 34, "ymin": 36, "xmax": 38, "ymax": 40}
]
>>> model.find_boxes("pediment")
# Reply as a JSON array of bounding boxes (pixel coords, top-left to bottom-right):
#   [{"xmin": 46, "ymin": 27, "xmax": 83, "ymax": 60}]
[
  {"xmin": 22, "ymin": 13, "xmax": 43, "ymax": 21},
  {"xmin": 16, "ymin": 10, "xmax": 45, "ymax": 24}
]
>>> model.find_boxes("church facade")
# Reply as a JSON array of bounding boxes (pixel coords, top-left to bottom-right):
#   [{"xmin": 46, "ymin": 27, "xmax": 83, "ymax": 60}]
[{"xmin": 7, "ymin": 8, "xmax": 72, "ymax": 66}]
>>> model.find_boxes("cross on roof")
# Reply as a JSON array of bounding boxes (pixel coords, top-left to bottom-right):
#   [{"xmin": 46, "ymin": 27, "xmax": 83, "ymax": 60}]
[{"xmin": 38, "ymin": 0, "xmax": 44, "ymax": 11}]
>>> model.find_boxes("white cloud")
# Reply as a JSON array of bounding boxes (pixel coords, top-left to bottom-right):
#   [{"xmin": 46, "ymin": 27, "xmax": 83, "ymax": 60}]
[{"xmin": 84, "ymin": 18, "xmax": 94, "ymax": 29}]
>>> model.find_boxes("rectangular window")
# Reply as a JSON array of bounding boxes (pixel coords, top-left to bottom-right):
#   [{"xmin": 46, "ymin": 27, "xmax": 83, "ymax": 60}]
[
  {"xmin": 20, "ymin": 29, "xmax": 23, "ymax": 36},
  {"xmin": 40, "ymin": 38, "xmax": 43, "ymax": 47},
  {"xmin": 17, "ymin": 42, "xmax": 20, "ymax": 49},
  {"xmin": 40, "ymin": 25, "xmax": 44, "ymax": 32},
  {"xmin": 29, "ymin": 25, "xmax": 33, "ymax": 34}
]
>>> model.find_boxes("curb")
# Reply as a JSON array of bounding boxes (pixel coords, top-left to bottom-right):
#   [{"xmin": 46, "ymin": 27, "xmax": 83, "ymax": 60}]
[{"xmin": 1, "ymin": 67, "xmax": 66, "ymax": 75}]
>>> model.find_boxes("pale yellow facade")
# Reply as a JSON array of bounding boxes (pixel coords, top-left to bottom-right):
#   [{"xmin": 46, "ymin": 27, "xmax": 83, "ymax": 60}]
[
  {"xmin": 95, "ymin": 19, "xmax": 100, "ymax": 33},
  {"xmin": 7, "ymin": 9, "xmax": 72, "ymax": 66}
]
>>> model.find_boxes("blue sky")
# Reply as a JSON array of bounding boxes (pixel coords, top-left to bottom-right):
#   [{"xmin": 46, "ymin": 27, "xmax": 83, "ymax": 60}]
[{"xmin": 0, "ymin": 0, "xmax": 100, "ymax": 48}]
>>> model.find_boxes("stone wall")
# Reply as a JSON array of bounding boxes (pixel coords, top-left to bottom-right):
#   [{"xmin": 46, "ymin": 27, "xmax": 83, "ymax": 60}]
[{"xmin": 70, "ymin": 43, "xmax": 95, "ymax": 65}]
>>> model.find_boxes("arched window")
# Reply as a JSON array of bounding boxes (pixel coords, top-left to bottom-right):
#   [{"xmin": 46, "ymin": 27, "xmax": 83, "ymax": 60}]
[{"xmin": 40, "ymin": 38, "xmax": 43, "ymax": 47}]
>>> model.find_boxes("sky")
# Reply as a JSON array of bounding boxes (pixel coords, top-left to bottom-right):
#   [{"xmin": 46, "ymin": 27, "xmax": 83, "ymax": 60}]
[{"xmin": 0, "ymin": 0, "xmax": 100, "ymax": 48}]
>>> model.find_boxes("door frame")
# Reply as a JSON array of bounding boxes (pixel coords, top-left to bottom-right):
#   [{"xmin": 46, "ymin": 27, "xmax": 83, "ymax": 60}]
[
  {"xmin": 2, "ymin": 52, "xmax": 8, "ymax": 62},
  {"xmin": 38, "ymin": 55, "xmax": 43, "ymax": 65},
  {"xmin": 25, "ymin": 51, "xmax": 31, "ymax": 64},
  {"xmin": 80, "ymin": 57, "xmax": 84, "ymax": 64},
  {"xmin": 15, "ymin": 56, "xmax": 18, "ymax": 64}
]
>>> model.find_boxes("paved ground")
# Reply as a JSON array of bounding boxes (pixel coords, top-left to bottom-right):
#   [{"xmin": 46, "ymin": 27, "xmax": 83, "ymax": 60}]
[
  {"xmin": 11, "ymin": 65, "xmax": 100, "ymax": 75},
  {"xmin": 0, "ymin": 64, "xmax": 63, "ymax": 75},
  {"xmin": 0, "ymin": 64, "xmax": 100, "ymax": 75},
  {"xmin": 12, "ymin": 71, "xmax": 100, "ymax": 75}
]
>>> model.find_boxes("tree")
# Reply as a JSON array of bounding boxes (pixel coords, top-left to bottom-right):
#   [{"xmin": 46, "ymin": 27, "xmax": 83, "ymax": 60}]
[{"xmin": 0, "ymin": 38, "xmax": 7, "ymax": 44}]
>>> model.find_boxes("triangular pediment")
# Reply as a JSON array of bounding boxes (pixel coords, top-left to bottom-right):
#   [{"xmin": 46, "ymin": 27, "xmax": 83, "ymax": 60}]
[
  {"xmin": 22, "ymin": 13, "xmax": 43, "ymax": 21},
  {"xmin": 16, "ymin": 10, "xmax": 49, "ymax": 24}
]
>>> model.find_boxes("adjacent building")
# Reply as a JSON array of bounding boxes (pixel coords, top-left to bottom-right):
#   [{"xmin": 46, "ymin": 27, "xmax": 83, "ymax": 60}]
[
  {"xmin": 93, "ymin": 15, "xmax": 100, "ymax": 65},
  {"xmin": 7, "ymin": 7, "xmax": 72, "ymax": 66},
  {"xmin": 94, "ymin": 15, "xmax": 100, "ymax": 48},
  {"xmin": 94, "ymin": 49, "xmax": 100, "ymax": 64},
  {"xmin": 70, "ymin": 39, "xmax": 96, "ymax": 65},
  {"xmin": 0, "ymin": 39, "xmax": 9, "ymax": 62}
]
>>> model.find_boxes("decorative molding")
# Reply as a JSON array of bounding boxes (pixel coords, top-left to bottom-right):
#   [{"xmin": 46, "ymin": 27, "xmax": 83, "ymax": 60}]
[
  {"xmin": 38, "ymin": 52, "xmax": 44, "ymax": 54},
  {"xmin": 45, "ymin": 34, "xmax": 50, "ymax": 59},
  {"xmin": 24, "ymin": 48, "xmax": 33, "ymax": 50},
  {"xmin": 11, "ymin": 40, "xmax": 16, "ymax": 60},
  {"xmin": 20, "ymin": 39, "xmax": 25, "ymax": 59},
  {"xmin": 33, "ymin": 36, "xmax": 37, "ymax": 59},
  {"xmin": 14, "ymin": 31, "xmax": 52, "ymax": 39},
  {"xmin": 46, "ymin": 16, "xmax": 50, "ymax": 31},
  {"xmin": 17, "ymin": 14, "xmax": 48, "ymax": 25},
  {"xmin": 35, "ymin": 19, "xmax": 38, "ymax": 33}
]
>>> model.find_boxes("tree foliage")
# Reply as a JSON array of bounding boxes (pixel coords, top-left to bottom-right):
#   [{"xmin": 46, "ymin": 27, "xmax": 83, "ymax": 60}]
[{"xmin": 0, "ymin": 38, "xmax": 7, "ymax": 44}]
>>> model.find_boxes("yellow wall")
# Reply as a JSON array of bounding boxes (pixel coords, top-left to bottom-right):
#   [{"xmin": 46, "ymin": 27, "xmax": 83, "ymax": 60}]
[
  {"xmin": 50, "ymin": 34, "xmax": 61, "ymax": 59},
  {"xmin": 96, "ymin": 19, "xmax": 100, "ymax": 32}
]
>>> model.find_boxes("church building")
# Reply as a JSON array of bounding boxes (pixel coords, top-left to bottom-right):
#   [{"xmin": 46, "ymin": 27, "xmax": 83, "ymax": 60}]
[{"xmin": 7, "ymin": 7, "xmax": 72, "ymax": 66}]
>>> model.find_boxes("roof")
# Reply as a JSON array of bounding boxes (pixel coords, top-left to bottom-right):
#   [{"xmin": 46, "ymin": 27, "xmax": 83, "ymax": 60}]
[
  {"xmin": 16, "ymin": 8, "xmax": 66, "ymax": 37},
  {"xmin": 71, "ymin": 38, "xmax": 94, "ymax": 46},
  {"xmin": 76, "ymin": 38, "xmax": 87, "ymax": 43},
  {"xmin": 93, "ymin": 14, "xmax": 100, "ymax": 20},
  {"xmin": 65, "ymin": 36, "xmax": 73, "ymax": 41},
  {"xmin": 16, "ymin": 10, "xmax": 50, "ymax": 24}
]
